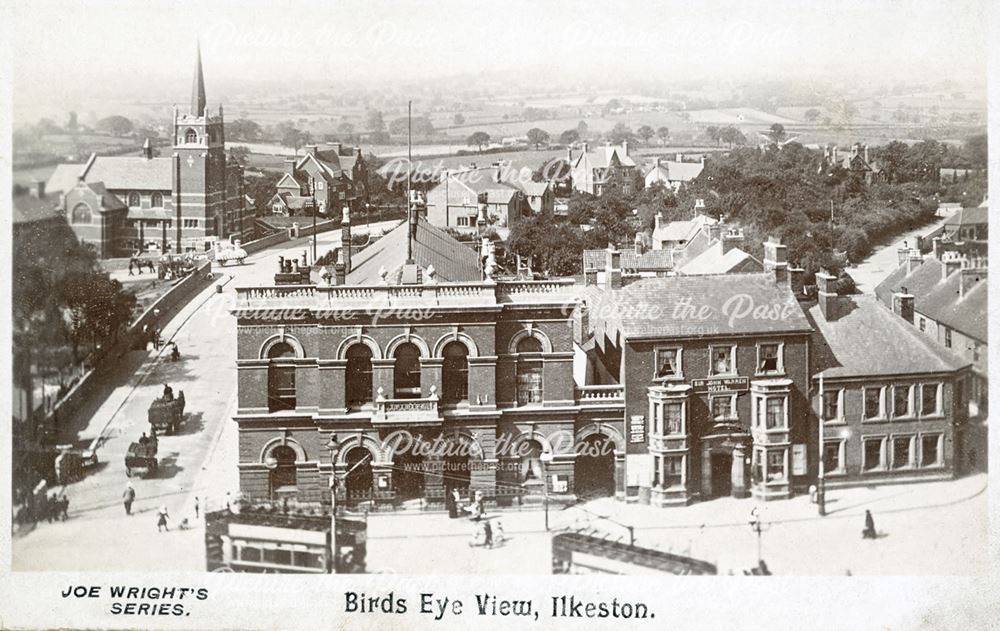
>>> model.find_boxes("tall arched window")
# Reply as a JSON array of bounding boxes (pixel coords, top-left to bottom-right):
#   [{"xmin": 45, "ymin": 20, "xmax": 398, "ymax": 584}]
[
  {"xmin": 441, "ymin": 341, "xmax": 469, "ymax": 404},
  {"xmin": 516, "ymin": 336, "xmax": 543, "ymax": 405},
  {"xmin": 127, "ymin": 192, "xmax": 141, "ymax": 208},
  {"xmin": 184, "ymin": 128, "xmax": 198, "ymax": 144},
  {"xmin": 151, "ymin": 192, "xmax": 164, "ymax": 207},
  {"xmin": 267, "ymin": 342, "xmax": 297, "ymax": 412},
  {"xmin": 71, "ymin": 203, "xmax": 92, "ymax": 224},
  {"xmin": 393, "ymin": 342, "xmax": 422, "ymax": 399},
  {"xmin": 519, "ymin": 439, "xmax": 544, "ymax": 486},
  {"xmin": 269, "ymin": 444, "xmax": 297, "ymax": 495},
  {"xmin": 345, "ymin": 344, "xmax": 373, "ymax": 409}
]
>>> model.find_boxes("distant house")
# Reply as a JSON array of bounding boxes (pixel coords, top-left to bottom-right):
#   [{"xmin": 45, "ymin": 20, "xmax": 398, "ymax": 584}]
[
  {"xmin": 425, "ymin": 163, "xmax": 550, "ymax": 232},
  {"xmin": 643, "ymin": 154, "xmax": 705, "ymax": 192},
  {"xmin": 568, "ymin": 142, "xmax": 638, "ymax": 197},
  {"xmin": 270, "ymin": 143, "xmax": 367, "ymax": 217},
  {"xmin": 818, "ymin": 143, "xmax": 887, "ymax": 184},
  {"xmin": 650, "ymin": 213, "xmax": 721, "ymax": 267}
]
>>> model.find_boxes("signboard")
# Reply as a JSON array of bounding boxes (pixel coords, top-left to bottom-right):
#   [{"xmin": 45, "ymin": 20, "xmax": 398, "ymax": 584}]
[
  {"xmin": 551, "ymin": 474, "xmax": 568, "ymax": 493},
  {"xmin": 629, "ymin": 415, "xmax": 646, "ymax": 444},
  {"xmin": 792, "ymin": 444, "xmax": 807, "ymax": 476},
  {"xmin": 691, "ymin": 376, "xmax": 750, "ymax": 394}
]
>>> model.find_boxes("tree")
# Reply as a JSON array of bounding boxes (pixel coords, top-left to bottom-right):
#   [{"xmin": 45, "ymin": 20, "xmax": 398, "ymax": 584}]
[
  {"xmin": 526, "ymin": 128, "xmax": 550, "ymax": 150},
  {"xmin": 768, "ymin": 123, "xmax": 787, "ymax": 143},
  {"xmin": 66, "ymin": 111, "xmax": 79, "ymax": 134},
  {"xmin": 95, "ymin": 115, "xmax": 134, "ymax": 137},
  {"xmin": 656, "ymin": 126, "xmax": 670, "ymax": 145},
  {"xmin": 576, "ymin": 120, "xmax": 589, "ymax": 138},
  {"xmin": 719, "ymin": 126, "xmax": 746, "ymax": 148},
  {"xmin": 559, "ymin": 129, "xmax": 580, "ymax": 145},
  {"xmin": 228, "ymin": 118, "xmax": 262, "ymax": 142},
  {"xmin": 367, "ymin": 109, "xmax": 385, "ymax": 132},
  {"xmin": 603, "ymin": 98, "xmax": 622, "ymax": 115},
  {"xmin": 706, "ymin": 126, "xmax": 721, "ymax": 146},
  {"xmin": 337, "ymin": 121, "xmax": 355, "ymax": 136},
  {"xmin": 389, "ymin": 115, "xmax": 435, "ymax": 137},
  {"xmin": 228, "ymin": 145, "xmax": 251, "ymax": 165},
  {"xmin": 281, "ymin": 127, "xmax": 308, "ymax": 154},
  {"xmin": 508, "ymin": 216, "xmax": 587, "ymax": 277},
  {"xmin": 466, "ymin": 131, "xmax": 491, "ymax": 152},
  {"xmin": 607, "ymin": 122, "xmax": 635, "ymax": 146},
  {"xmin": 637, "ymin": 125, "xmax": 655, "ymax": 145},
  {"xmin": 804, "ymin": 108, "xmax": 821, "ymax": 122},
  {"xmin": 453, "ymin": 113, "xmax": 465, "ymax": 126}
]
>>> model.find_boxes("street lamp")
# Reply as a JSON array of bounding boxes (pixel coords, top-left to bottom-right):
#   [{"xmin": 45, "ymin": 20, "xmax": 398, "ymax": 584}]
[
  {"xmin": 539, "ymin": 448, "xmax": 554, "ymax": 531},
  {"xmin": 327, "ymin": 434, "xmax": 339, "ymax": 573},
  {"xmin": 311, "ymin": 195, "xmax": 318, "ymax": 263},
  {"xmin": 748, "ymin": 507, "xmax": 769, "ymax": 568},
  {"xmin": 817, "ymin": 374, "xmax": 827, "ymax": 516}
]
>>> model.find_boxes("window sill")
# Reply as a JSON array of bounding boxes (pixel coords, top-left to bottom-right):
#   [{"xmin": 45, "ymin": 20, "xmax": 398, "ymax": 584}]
[
  {"xmin": 754, "ymin": 370, "xmax": 785, "ymax": 378},
  {"xmin": 919, "ymin": 412, "xmax": 944, "ymax": 420},
  {"xmin": 861, "ymin": 416, "xmax": 888, "ymax": 423},
  {"xmin": 824, "ymin": 469, "xmax": 847, "ymax": 477},
  {"xmin": 709, "ymin": 372, "xmax": 738, "ymax": 378},
  {"xmin": 652, "ymin": 375, "xmax": 684, "ymax": 383},
  {"xmin": 891, "ymin": 414, "xmax": 916, "ymax": 421},
  {"xmin": 823, "ymin": 419, "xmax": 847, "ymax": 426},
  {"xmin": 713, "ymin": 416, "xmax": 739, "ymax": 423}
]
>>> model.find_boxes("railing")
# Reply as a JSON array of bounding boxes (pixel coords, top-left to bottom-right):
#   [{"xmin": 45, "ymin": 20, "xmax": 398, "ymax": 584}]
[
  {"xmin": 372, "ymin": 387, "xmax": 441, "ymax": 424},
  {"xmin": 575, "ymin": 385, "xmax": 625, "ymax": 405},
  {"xmin": 236, "ymin": 285, "xmax": 316, "ymax": 307}
]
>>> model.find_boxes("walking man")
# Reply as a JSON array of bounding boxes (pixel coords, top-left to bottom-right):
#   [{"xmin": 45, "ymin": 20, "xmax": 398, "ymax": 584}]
[
  {"xmin": 862, "ymin": 509, "xmax": 877, "ymax": 539},
  {"xmin": 157, "ymin": 505, "xmax": 170, "ymax": 532},
  {"xmin": 194, "ymin": 496, "xmax": 200, "ymax": 519},
  {"xmin": 483, "ymin": 519, "xmax": 494, "ymax": 549},
  {"xmin": 123, "ymin": 481, "xmax": 135, "ymax": 516}
]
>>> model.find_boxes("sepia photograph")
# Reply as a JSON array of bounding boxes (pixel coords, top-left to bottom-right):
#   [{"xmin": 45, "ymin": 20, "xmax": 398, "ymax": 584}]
[{"xmin": 1, "ymin": 0, "xmax": 996, "ymax": 628}]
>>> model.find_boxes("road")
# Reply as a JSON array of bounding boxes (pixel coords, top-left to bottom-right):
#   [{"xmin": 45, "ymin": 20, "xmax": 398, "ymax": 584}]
[
  {"xmin": 11, "ymin": 221, "xmax": 401, "ymax": 571},
  {"xmin": 848, "ymin": 210, "xmax": 956, "ymax": 294}
]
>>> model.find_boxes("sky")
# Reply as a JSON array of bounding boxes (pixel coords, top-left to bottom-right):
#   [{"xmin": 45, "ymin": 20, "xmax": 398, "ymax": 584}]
[{"xmin": 7, "ymin": 0, "xmax": 991, "ymax": 117}]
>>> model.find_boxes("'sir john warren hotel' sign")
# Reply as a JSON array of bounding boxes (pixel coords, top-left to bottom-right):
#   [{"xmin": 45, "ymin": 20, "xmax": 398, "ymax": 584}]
[{"xmin": 690, "ymin": 376, "xmax": 750, "ymax": 394}]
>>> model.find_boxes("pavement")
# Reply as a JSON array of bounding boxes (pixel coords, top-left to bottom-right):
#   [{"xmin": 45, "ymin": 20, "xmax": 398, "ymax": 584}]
[{"xmin": 11, "ymin": 221, "xmax": 401, "ymax": 571}]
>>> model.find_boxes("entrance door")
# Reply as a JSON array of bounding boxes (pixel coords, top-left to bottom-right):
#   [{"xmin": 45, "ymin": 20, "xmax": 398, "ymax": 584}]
[
  {"xmin": 344, "ymin": 447, "xmax": 374, "ymax": 504},
  {"xmin": 575, "ymin": 435, "xmax": 615, "ymax": 499},
  {"xmin": 393, "ymin": 451, "xmax": 425, "ymax": 501},
  {"xmin": 710, "ymin": 452, "xmax": 733, "ymax": 497}
]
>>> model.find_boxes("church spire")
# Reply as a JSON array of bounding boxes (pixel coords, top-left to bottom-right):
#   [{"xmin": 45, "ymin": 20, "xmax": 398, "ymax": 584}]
[{"xmin": 191, "ymin": 40, "xmax": 207, "ymax": 117}]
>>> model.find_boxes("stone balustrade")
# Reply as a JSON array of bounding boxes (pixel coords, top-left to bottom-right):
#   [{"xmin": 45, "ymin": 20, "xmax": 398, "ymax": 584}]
[{"xmin": 575, "ymin": 385, "xmax": 625, "ymax": 405}]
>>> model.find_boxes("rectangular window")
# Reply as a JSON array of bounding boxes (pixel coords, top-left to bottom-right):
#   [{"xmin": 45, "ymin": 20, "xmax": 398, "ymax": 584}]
[
  {"xmin": 757, "ymin": 343, "xmax": 781, "ymax": 373},
  {"xmin": 315, "ymin": 181, "xmax": 324, "ymax": 190},
  {"xmin": 766, "ymin": 450, "xmax": 785, "ymax": 482},
  {"xmin": 944, "ymin": 328, "xmax": 952, "ymax": 348},
  {"xmin": 516, "ymin": 369, "xmax": 543, "ymax": 405},
  {"xmin": 892, "ymin": 436, "xmax": 914, "ymax": 469},
  {"xmin": 262, "ymin": 547, "xmax": 293, "ymax": 566},
  {"xmin": 822, "ymin": 389, "xmax": 841, "ymax": 422},
  {"xmin": 664, "ymin": 401, "xmax": 683, "ymax": 435},
  {"xmin": 711, "ymin": 395, "xmax": 734, "ymax": 420},
  {"xmin": 919, "ymin": 318, "xmax": 926, "ymax": 332},
  {"xmin": 864, "ymin": 387, "xmax": 883, "ymax": 420},
  {"xmin": 893, "ymin": 385, "xmax": 912, "ymax": 418},
  {"xmin": 654, "ymin": 347, "xmax": 681, "ymax": 379},
  {"xmin": 710, "ymin": 345, "xmax": 734, "ymax": 375},
  {"xmin": 921, "ymin": 434, "xmax": 942, "ymax": 467},
  {"xmin": 921, "ymin": 383, "xmax": 940, "ymax": 416},
  {"xmin": 823, "ymin": 441, "xmax": 845, "ymax": 474},
  {"xmin": 664, "ymin": 456, "xmax": 683, "ymax": 488},
  {"xmin": 863, "ymin": 437, "xmax": 885, "ymax": 471},
  {"xmin": 754, "ymin": 397, "xmax": 764, "ymax": 428},
  {"xmin": 766, "ymin": 398, "xmax": 784, "ymax": 429},
  {"xmin": 239, "ymin": 546, "xmax": 262, "ymax": 563}
]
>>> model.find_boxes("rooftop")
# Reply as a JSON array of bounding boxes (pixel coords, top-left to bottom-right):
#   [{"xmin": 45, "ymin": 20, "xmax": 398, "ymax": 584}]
[
  {"xmin": 944, "ymin": 206, "xmax": 988, "ymax": 228},
  {"xmin": 48, "ymin": 156, "xmax": 174, "ymax": 195},
  {"xmin": 13, "ymin": 191, "xmax": 63, "ymax": 225},
  {"xmin": 582, "ymin": 248, "xmax": 674, "ymax": 272},
  {"xmin": 644, "ymin": 158, "xmax": 705, "ymax": 183},
  {"xmin": 653, "ymin": 213, "xmax": 717, "ymax": 244},
  {"xmin": 678, "ymin": 242, "xmax": 760, "ymax": 275},
  {"xmin": 582, "ymin": 273, "xmax": 812, "ymax": 341},
  {"xmin": 807, "ymin": 295, "xmax": 969, "ymax": 379}
]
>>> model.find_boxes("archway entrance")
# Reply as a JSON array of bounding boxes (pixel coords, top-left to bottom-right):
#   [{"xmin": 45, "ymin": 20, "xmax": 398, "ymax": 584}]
[
  {"xmin": 575, "ymin": 435, "xmax": 615, "ymax": 498},
  {"xmin": 344, "ymin": 447, "xmax": 374, "ymax": 503}
]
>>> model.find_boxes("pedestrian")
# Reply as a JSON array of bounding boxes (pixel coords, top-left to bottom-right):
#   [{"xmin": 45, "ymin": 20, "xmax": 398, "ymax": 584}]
[
  {"xmin": 58, "ymin": 494, "xmax": 69, "ymax": 521},
  {"xmin": 194, "ymin": 496, "xmax": 200, "ymax": 519},
  {"xmin": 483, "ymin": 519, "xmax": 493, "ymax": 549},
  {"xmin": 450, "ymin": 488, "xmax": 462, "ymax": 519},
  {"xmin": 162, "ymin": 383, "xmax": 173, "ymax": 401},
  {"xmin": 157, "ymin": 505, "xmax": 169, "ymax": 532},
  {"xmin": 225, "ymin": 491, "xmax": 231, "ymax": 512},
  {"xmin": 47, "ymin": 493, "xmax": 58, "ymax": 523},
  {"xmin": 123, "ymin": 481, "xmax": 135, "ymax": 516},
  {"xmin": 139, "ymin": 432, "xmax": 149, "ymax": 446},
  {"xmin": 862, "ymin": 509, "xmax": 877, "ymax": 539}
]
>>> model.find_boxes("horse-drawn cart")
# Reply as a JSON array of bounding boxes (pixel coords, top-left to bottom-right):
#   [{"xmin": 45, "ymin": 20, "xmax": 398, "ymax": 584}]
[
  {"xmin": 125, "ymin": 436, "xmax": 158, "ymax": 478},
  {"xmin": 148, "ymin": 391, "xmax": 185, "ymax": 434}
]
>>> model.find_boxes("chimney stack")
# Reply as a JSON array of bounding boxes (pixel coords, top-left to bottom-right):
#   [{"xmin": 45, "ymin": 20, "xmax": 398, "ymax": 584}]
[
  {"xmin": 931, "ymin": 236, "xmax": 941, "ymax": 259},
  {"xmin": 334, "ymin": 249, "xmax": 346, "ymax": 286},
  {"xmin": 816, "ymin": 270, "xmax": 841, "ymax": 321},
  {"xmin": 762, "ymin": 237, "xmax": 789, "ymax": 284},
  {"xmin": 675, "ymin": 153, "xmax": 683, "ymax": 162},
  {"xmin": 721, "ymin": 227, "xmax": 744, "ymax": 254},
  {"xmin": 143, "ymin": 138, "xmax": 153, "ymax": 160},
  {"xmin": 941, "ymin": 251, "xmax": 963, "ymax": 281},
  {"xmin": 789, "ymin": 266, "xmax": 805, "ymax": 298},
  {"xmin": 622, "ymin": 140, "xmax": 629, "ymax": 156},
  {"xmin": 831, "ymin": 145, "xmax": 839, "ymax": 165},
  {"xmin": 284, "ymin": 158, "xmax": 297, "ymax": 177},
  {"xmin": 582, "ymin": 142, "xmax": 589, "ymax": 154},
  {"xmin": 892, "ymin": 288, "xmax": 915, "ymax": 324},
  {"xmin": 864, "ymin": 144, "xmax": 870, "ymax": 163},
  {"xmin": 905, "ymin": 253, "xmax": 923, "ymax": 275},
  {"xmin": 605, "ymin": 243, "xmax": 622, "ymax": 290},
  {"xmin": 30, "ymin": 180, "xmax": 46, "ymax": 199},
  {"xmin": 304, "ymin": 144, "xmax": 318, "ymax": 157}
]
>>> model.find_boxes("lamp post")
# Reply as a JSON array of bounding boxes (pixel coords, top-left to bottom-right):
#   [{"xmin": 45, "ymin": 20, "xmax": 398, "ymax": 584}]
[
  {"xmin": 748, "ymin": 507, "xmax": 769, "ymax": 567},
  {"xmin": 327, "ymin": 434, "xmax": 339, "ymax": 573},
  {"xmin": 539, "ymin": 448, "xmax": 554, "ymax": 531},
  {"xmin": 817, "ymin": 374, "xmax": 826, "ymax": 516},
  {"xmin": 311, "ymin": 194, "xmax": 318, "ymax": 263}
]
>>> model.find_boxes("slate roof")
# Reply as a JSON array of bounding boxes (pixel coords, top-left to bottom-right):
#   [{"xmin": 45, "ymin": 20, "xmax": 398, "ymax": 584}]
[
  {"xmin": 84, "ymin": 182, "xmax": 128, "ymax": 211},
  {"xmin": 574, "ymin": 144, "xmax": 636, "ymax": 169},
  {"xmin": 917, "ymin": 270, "xmax": 987, "ymax": 343},
  {"xmin": 644, "ymin": 159, "xmax": 705, "ymax": 183},
  {"xmin": 522, "ymin": 181, "xmax": 550, "ymax": 197},
  {"xmin": 13, "ymin": 192, "xmax": 63, "ymax": 224},
  {"xmin": 583, "ymin": 273, "xmax": 812, "ymax": 340},
  {"xmin": 679, "ymin": 242, "xmax": 761, "ymax": 275},
  {"xmin": 653, "ymin": 214, "xmax": 717, "ymax": 244},
  {"xmin": 47, "ymin": 156, "xmax": 173, "ymax": 195},
  {"xmin": 347, "ymin": 216, "xmax": 480, "ymax": 284},
  {"xmin": 583, "ymin": 248, "xmax": 674, "ymax": 272},
  {"xmin": 944, "ymin": 206, "xmax": 988, "ymax": 228},
  {"xmin": 807, "ymin": 295, "xmax": 969, "ymax": 379},
  {"xmin": 874, "ymin": 258, "xmax": 941, "ymax": 307}
]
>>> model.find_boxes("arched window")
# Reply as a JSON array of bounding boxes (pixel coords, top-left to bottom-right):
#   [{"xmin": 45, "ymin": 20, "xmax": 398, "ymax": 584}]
[
  {"xmin": 71, "ymin": 203, "xmax": 92, "ymax": 224},
  {"xmin": 516, "ymin": 336, "xmax": 543, "ymax": 405},
  {"xmin": 267, "ymin": 342, "xmax": 297, "ymax": 412},
  {"xmin": 269, "ymin": 445, "xmax": 297, "ymax": 494},
  {"xmin": 345, "ymin": 344, "xmax": 373, "ymax": 409},
  {"xmin": 184, "ymin": 128, "xmax": 198, "ymax": 144},
  {"xmin": 519, "ymin": 439, "xmax": 544, "ymax": 486},
  {"xmin": 151, "ymin": 192, "xmax": 164, "ymax": 207},
  {"xmin": 127, "ymin": 192, "xmax": 141, "ymax": 208},
  {"xmin": 393, "ymin": 342, "xmax": 422, "ymax": 399},
  {"xmin": 441, "ymin": 341, "xmax": 469, "ymax": 404}
]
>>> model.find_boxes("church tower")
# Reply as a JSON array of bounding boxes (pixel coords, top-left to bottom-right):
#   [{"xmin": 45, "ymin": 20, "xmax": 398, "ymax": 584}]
[{"xmin": 172, "ymin": 41, "xmax": 227, "ymax": 251}]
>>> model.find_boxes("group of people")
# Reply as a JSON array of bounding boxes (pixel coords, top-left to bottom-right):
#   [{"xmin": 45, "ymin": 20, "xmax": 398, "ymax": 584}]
[
  {"xmin": 446, "ymin": 488, "xmax": 505, "ymax": 549},
  {"xmin": 43, "ymin": 492, "xmax": 70, "ymax": 523}
]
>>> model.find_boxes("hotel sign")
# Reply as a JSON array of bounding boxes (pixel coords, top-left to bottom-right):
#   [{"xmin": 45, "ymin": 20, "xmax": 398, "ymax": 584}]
[{"xmin": 691, "ymin": 377, "xmax": 749, "ymax": 394}]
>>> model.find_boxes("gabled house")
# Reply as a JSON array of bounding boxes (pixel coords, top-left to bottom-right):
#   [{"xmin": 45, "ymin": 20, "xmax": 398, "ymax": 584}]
[
  {"xmin": 425, "ymin": 163, "xmax": 549, "ymax": 232},
  {"xmin": 818, "ymin": 143, "xmax": 887, "ymax": 184},
  {"xmin": 568, "ymin": 142, "xmax": 638, "ymax": 197},
  {"xmin": 271, "ymin": 143, "xmax": 368, "ymax": 217},
  {"xmin": 643, "ymin": 155, "xmax": 705, "ymax": 192}
]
